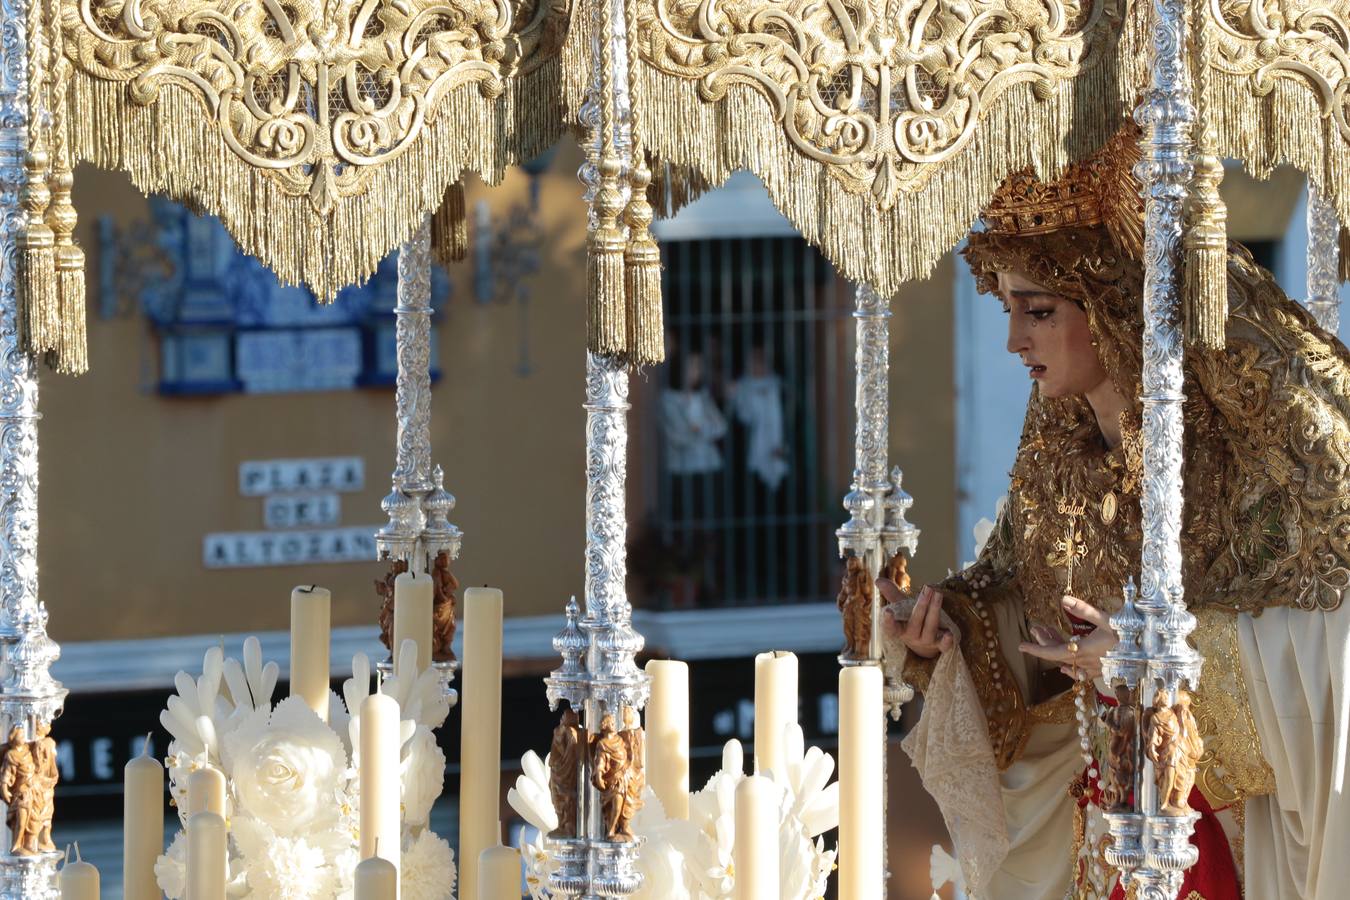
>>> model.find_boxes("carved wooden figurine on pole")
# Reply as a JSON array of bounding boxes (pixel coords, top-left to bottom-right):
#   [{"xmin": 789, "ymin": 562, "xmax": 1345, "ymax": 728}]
[
  {"xmin": 549, "ymin": 708, "xmax": 582, "ymax": 838},
  {"xmin": 1145, "ymin": 690, "xmax": 1204, "ymax": 816},
  {"xmin": 837, "ymin": 554, "xmax": 875, "ymax": 660},
  {"xmin": 0, "ymin": 723, "xmax": 55, "ymax": 856},
  {"xmin": 1102, "ymin": 684, "xmax": 1138, "ymax": 812}
]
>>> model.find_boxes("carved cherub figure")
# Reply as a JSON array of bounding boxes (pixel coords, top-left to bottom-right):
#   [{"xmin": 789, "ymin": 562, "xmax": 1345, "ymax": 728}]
[
  {"xmin": 431, "ymin": 550, "xmax": 459, "ymax": 662},
  {"xmin": 838, "ymin": 554, "xmax": 875, "ymax": 659},
  {"xmin": 376, "ymin": 558, "xmax": 411, "ymax": 653},
  {"xmin": 881, "ymin": 549, "xmax": 912, "ymax": 594},
  {"xmin": 1102, "ymin": 683, "xmax": 1138, "ymax": 812},
  {"xmin": 620, "ymin": 706, "xmax": 646, "ymax": 821},
  {"xmin": 548, "ymin": 708, "xmax": 582, "ymax": 838},
  {"xmin": 29, "ymin": 721, "xmax": 57, "ymax": 853},
  {"xmin": 590, "ymin": 713, "xmax": 634, "ymax": 840},
  {"xmin": 0, "ymin": 725, "xmax": 38, "ymax": 855}
]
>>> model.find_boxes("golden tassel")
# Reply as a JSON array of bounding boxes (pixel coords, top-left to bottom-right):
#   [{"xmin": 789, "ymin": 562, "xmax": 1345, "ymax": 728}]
[
  {"xmin": 589, "ymin": 156, "xmax": 629, "ymax": 358},
  {"xmin": 584, "ymin": 0, "xmax": 628, "ymax": 359},
  {"xmin": 431, "ymin": 182, "xmax": 468, "ymax": 265},
  {"xmin": 1182, "ymin": 0, "xmax": 1226, "ymax": 350},
  {"xmin": 45, "ymin": 15, "xmax": 88, "ymax": 375},
  {"xmin": 1183, "ymin": 153, "xmax": 1228, "ymax": 350},
  {"xmin": 1338, "ymin": 225, "xmax": 1350, "ymax": 284},
  {"xmin": 19, "ymin": 0, "xmax": 56, "ymax": 357},
  {"xmin": 623, "ymin": 157, "xmax": 663, "ymax": 366}
]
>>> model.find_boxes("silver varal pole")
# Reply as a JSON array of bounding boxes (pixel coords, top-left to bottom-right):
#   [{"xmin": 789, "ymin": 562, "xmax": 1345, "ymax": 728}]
[
  {"xmin": 1306, "ymin": 185, "xmax": 1341, "ymax": 334},
  {"xmin": 836, "ymin": 283, "xmax": 919, "ymax": 896},
  {"xmin": 544, "ymin": 0, "xmax": 646, "ymax": 890},
  {"xmin": 1100, "ymin": 2, "xmax": 1204, "ymax": 895},
  {"xmin": 0, "ymin": 0, "xmax": 67, "ymax": 894},
  {"xmin": 375, "ymin": 217, "xmax": 462, "ymax": 700}
]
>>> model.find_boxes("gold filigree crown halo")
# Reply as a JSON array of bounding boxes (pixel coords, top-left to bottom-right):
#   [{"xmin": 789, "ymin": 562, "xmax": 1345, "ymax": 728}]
[{"xmin": 979, "ymin": 126, "xmax": 1145, "ymax": 259}]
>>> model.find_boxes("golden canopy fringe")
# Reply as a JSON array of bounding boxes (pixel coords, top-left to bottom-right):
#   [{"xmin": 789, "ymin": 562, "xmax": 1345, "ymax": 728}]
[
  {"xmin": 1182, "ymin": 0, "xmax": 1227, "ymax": 350},
  {"xmin": 432, "ymin": 183, "xmax": 469, "ymax": 266},
  {"xmin": 66, "ymin": 61, "xmax": 562, "ymax": 302},
  {"xmin": 620, "ymin": 0, "xmax": 663, "ymax": 366},
  {"xmin": 561, "ymin": 0, "xmax": 1149, "ymax": 295}
]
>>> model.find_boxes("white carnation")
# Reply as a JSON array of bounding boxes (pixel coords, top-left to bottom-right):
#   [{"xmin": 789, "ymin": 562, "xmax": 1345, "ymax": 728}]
[
  {"xmin": 401, "ymin": 830, "xmax": 457, "ymax": 900},
  {"xmin": 154, "ymin": 831, "xmax": 188, "ymax": 900},
  {"xmin": 242, "ymin": 830, "xmax": 340, "ymax": 900}
]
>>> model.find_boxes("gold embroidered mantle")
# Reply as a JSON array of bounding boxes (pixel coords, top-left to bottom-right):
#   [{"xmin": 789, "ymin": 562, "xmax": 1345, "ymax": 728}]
[{"xmin": 62, "ymin": 0, "xmax": 568, "ymax": 299}]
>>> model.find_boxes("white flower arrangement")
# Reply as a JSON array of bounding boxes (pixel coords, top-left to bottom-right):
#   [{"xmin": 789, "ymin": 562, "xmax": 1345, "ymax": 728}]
[
  {"xmin": 508, "ymin": 729, "xmax": 839, "ymax": 900},
  {"xmin": 155, "ymin": 638, "xmax": 456, "ymax": 900}
]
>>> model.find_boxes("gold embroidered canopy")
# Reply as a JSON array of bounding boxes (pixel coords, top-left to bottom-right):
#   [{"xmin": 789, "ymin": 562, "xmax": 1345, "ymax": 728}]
[{"xmin": 26, "ymin": 0, "xmax": 1350, "ymax": 369}]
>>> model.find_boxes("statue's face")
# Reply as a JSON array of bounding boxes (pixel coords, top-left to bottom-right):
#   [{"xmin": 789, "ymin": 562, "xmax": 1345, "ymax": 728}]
[{"xmin": 996, "ymin": 271, "xmax": 1108, "ymax": 401}]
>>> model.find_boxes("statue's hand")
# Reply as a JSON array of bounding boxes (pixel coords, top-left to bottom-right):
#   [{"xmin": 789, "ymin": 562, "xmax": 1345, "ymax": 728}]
[
  {"xmin": 880, "ymin": 583, "xmax": 954, "ymax": 659},
  {"xmin": 1018, "ymin": 595, "xmax": 1117, "ymax": 680}
]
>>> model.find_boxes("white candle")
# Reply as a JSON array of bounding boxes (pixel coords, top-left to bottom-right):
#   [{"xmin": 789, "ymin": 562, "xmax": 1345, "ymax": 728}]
[
  {"xmin": 123, "ymin": 739, "xmax": 163, "ymax": 900},
  {"xmin": 753, "ymin": 651, "xmax": 798, "ymax": 777},
  {"xmin": 290, "ymin": 585, "xmax": 331, "ymax": 722},
  {"xmin": 360, "ymin": 690, "xmax": 401, "ymax": 883},
  {"xmin": 459, "ymin": 587, "xmax": 504, "ymax": 900},
  {"xmin": 354, "ymin": 853, "xmax": 397, "ymax": 900},
  {"xmin": 839, "ymin": 665, "xmax": 883, "ymax": 900},
  {"xmin": 478, "ymin": 839, "xmax": 522, "ymax": 899},
  {"xmin": 733, "ymin": 775, "xmax": 779, "ymax": 899},
  {"xmin": 186, "ymin": 811, "xmax": 227, "ymax": 900},
  {"xmin": 60, "ymin": 845, "xmax": 99, "ymax": 900},
  {"xmin": 187, "ymin": 765, "xmax": 226, "ymax": 818},
  {"xmin": 645, "ymin": 659, "xmax": 689, "ymax": 819},
  {"xmin": 393, "ymin": 572, "xmax": 434, "ymax": 677}
]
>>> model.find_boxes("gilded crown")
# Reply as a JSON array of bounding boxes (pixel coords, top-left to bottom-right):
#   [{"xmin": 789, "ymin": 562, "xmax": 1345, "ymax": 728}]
[{"xmin": 979, "ymin": 126, "xmax": 1145, "ymax": 257}]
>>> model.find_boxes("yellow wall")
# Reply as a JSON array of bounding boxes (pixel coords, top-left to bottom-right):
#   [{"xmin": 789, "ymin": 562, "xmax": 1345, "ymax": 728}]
[{"xmin": 41, "ymin": 146, "xmax": 960, "ymax": 642}]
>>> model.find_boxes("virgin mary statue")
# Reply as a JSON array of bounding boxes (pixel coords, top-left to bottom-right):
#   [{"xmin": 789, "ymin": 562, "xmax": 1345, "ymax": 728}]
[{"xmin": 882, "ymin": 126, "xmax": 1350, "ymax": 900}]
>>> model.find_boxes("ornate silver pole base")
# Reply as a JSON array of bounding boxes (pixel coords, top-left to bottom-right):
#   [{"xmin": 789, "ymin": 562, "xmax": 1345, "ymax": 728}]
[
  {"xmin": 544, "ymin": 355, "xmax": 649, "ymax": 899},
  {"xmin": 375, "ymin": 219, "xmax": 463, "ymax": 705},
  {"xmin": 1306, "ymin": 185, "xmax": 1341, "ymax": 334}
]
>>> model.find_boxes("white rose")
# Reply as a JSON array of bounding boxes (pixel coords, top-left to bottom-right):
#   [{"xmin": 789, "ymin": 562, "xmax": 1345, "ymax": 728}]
[
  {"xmin": 222, "ymin": 696, "xmax": 348, "ymax": 835},
  {"xmin": 401, "ymin": 725, "xmax": 445, "ymax": 827}
]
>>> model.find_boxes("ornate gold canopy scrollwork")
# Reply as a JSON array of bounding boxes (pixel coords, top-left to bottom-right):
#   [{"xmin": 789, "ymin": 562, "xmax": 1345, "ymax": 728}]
[
  {"xmin": 567, "ymin": 0, "xmax": 1151, "ymax": 294},
  {"xmin": 1203, "ymin": 0, "xmax": 1350, "ymax": 238},
  {"xmin": 63, "ymin": 0, "xmax": 569, "ymax": 298}
]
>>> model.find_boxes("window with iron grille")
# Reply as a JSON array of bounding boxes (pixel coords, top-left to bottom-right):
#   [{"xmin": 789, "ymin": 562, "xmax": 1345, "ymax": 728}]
[{"xmin": 629, "ymin": 237, "xmax": 853, "ymax": 609}]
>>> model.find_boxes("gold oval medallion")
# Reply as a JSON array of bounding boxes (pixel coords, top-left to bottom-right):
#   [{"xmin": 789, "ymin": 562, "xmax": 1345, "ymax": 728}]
[{"xmin": 1101, "ymin": 492, "xmax": 1118, "ymax": 525}]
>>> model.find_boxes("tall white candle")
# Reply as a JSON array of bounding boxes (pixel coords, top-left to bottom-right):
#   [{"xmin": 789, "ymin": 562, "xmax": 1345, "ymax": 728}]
[
  {"xmin": 290, "ymin": 585, "xmax": 331, "ymax": 722},
  {"xmin": 393, "ymin": 572, "xmax": 434, "ymax": 677},
  {"xmin": 478, "ymin": 838, "xmax": 522, "ymax": 899},
  {"xmin": 753, "ymin": 651, "xmax": 798, "ymax": 776},
  {"xmin": 838, "ymin": 665, "xmax": 883, "ymax": 900},
  {"xmin": 354, "ymin": 853, "xmax": 397, "ymax": 900},
  {"xmin": 645, "ymin": 659, "xmax": 689, "ymax": 819},
  {"xmin": 733, "ymin": 775, "xmax": 779, "ymax": 899},
  {"xmin": 187, "ymin": 765, "xmax": 226, "ymax": 818},
  {"xmin": 186, "ymin": 811, "xmax": 227, "ymax": 900},
  {"xmin": 459, "ymin": 587, "xmax": 504, "ymax": 900},
  {"xmin": 60, "ymin": 845, "xmax": 99, "ymax": 900},
  {"xmin": 123, "ymin": 738, "xmax": 163, "ymax": 900},
  {"xmin": 360, "ymin": 689, "xmax": 401, "ymax": 884}
]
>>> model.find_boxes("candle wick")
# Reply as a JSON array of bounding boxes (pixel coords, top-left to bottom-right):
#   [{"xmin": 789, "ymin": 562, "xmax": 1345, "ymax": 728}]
[
  {"xmin": 63, "ymin": 845, "xmax": 70, "ymax": 866},
  {"xmin": 74, "ymin": 842, "xmax": 83, "ymax": 864},
  {"xmin": 143, "ymin": 732, "xmax": 153, "ymax": 757}
]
